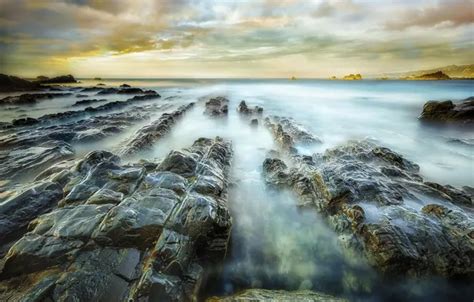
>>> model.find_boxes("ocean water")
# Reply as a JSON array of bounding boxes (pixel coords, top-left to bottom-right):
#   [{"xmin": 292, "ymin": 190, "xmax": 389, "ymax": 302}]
[{"xmin": 1, "ymin": 79, "xmax": 473, "ymax": 301}]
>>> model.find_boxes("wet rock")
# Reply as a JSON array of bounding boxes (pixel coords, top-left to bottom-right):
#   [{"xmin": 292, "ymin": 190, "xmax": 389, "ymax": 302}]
[
  {"xmin": 263, "ymin": 139, "xmax": 474, "ymax": 277},
  {"xmin": 250, "ymin": 118, "xmax": 259, "ymax": 127},
  {"xmin": 86, "ymin": 188, "xmax": 124, "ymax": 205},
  {"xmin": 6, "ymin": 94, "xmax": 162, "ymax": 129},
  {"xmin": 419, "ymin": 97, "xmax": 474, "ymax": 124},
  {"xmin": 37, "ymin": 74, "xmax": 77, "ymax": 84},
  {"xmin": 1, "ymin": 234, "xmax": 84, "ymax": 279},
  {"xmin": 0, "ymin": 93, "xmax": 72, "ymax": 105},
  {"xmin": 29, "ymin": 204, "xmax": 113, "ymax": 239},
  {"xmin": 97, "ymin": 87, "xmax": 119, "ymax": 95},
  {"xmin": 120, "ymin": 83, "xmax": 131, "ymax": 88},
  {"xmin": 205, "ymin": 97, "xmax": 229, "ymax": 117},
  {"xmin": 0, "ymin": 181, "xmax": 63, "ymax": 244},
  {"xmin": 119, "ymin": 103, "xmax": 194, "ymax": 156},
  {"xmin": 0, "ymin": 74, "xmax": 41, "ymax": 92},
  {"xmin": 237, "ymin": 100, "xmax": 264, "ymax": 115},
  {"xmin": 62, "ymin": 157, "xmax": 145, "ymax": 206},
  {"xmin": 0, "ymin": 137, "xmax": 233, "ymax": 301},
  {"xmin": 51, "ymin": 248, "xmax": 141, "ymax": 301},
  {"xmin": 72, "ymin": 98, "xmax": 107, "ymax": 106},
  {"xmin": 11, "ymin": 117, "xmax": 39, "ymax": 126},
  {"xmin": 207, "ymin": 288, "xmax": 347, "ymax": 302},
  {"xmin": 0, "ymin": 140, "xmax": 74, "ymax": 180},
  {"xmin": 265, "ymin": 116, "xmax": 322, "ymax": 147},
  {"xmin": 424, "ymin": 182, "xmax": 472, "ymax": 206}
]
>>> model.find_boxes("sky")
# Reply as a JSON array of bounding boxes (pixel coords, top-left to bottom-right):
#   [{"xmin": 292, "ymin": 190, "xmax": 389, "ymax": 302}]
[{"xmin": 0, "ymin": 0, "xmax": 473, "ymax": 78}]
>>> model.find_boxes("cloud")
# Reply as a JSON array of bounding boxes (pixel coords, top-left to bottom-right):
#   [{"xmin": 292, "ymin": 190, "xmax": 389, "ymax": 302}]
[
  {"xmin": 385, "ymin": 0, "xmax": 474, "ymax": 30},
  {"xmin": 0, "ymin": 0, "xmax": 473, "ymax": 77}
]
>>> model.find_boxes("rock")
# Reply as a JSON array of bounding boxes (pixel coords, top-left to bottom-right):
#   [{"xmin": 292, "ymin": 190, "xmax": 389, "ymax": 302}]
[
  {"xmin": 419, "ymin": 97, "xmax": 474, "ymax": 124},
  {"xmin": 0, "ymin": 137, "xmax": 233, "ymax": 301},
  {"xmin": 37, "ymin": 74, "xmax": 77, "ymax": 84},
  {"xmin": 0, "ymin": 140, "xmax": 74, "ymax": 180},
  {"xmin": 250, "ymin": 119, "xmax": 259, "ymax": 127},
  {"xmin": 72, "ymin": 98, "xmax": 107, "ymax": 106},
  {"xmin": 1, "ymin": 234, "xmax": 84, "ymax": 279},
  {"xmin": 343, "ymin": 73, "xmax": 362, "ymax": 80},
  {"xmin": 424, "ymin": 182, "xmax": 472, "ymax": 206},
  {"xmin": 11, "ymin": 117, "xmax": 39, "ymax": 126},
  {"xmin": 120, "ymin": 84, "xmax": 131, "ymax": 88},
  {"xmin": 205, "ymin": 97, "xmax": 229, "ymax": 117},
  {"xmin": 0, "ymin": 181, "xmax": 63, "ymax": 248},
  {"xmin": 119, "ymin": 103, "xmax": 194, "ymax": 156},
  {"xmin": 86, "ymin": 188, "xmax": 124, "ymax": 205},
  {"xmin": 97, "ymin": 87, "xmax": 118, "ymax": 95},
  {"xmin": 262, "ymin": 139, "xmax": 474, "ymax": 277},
  {"xmin": 237, "ymin": 100, "xmax": 264, "ymax": 115},
  {"xmin": 6, "ymin": 93, "xmax": 161, "ymax": 128},
  {"xmin": 266, "ymin": 116, "xmax": 322, "ymax": 146},
  {"xmin": 117, "ymin": 88, "xmax": 147, "ymax": 94},
  {"xmin": 207, "ymin": 288, "xmax": 347, "ymax": 301},
  {"xmin": 0, "ymin": 93, "xmax": 72, "ymax": 105},
  {"xmin": 0, "ymin": 74, "xmax": 41, "ymax": 92}
]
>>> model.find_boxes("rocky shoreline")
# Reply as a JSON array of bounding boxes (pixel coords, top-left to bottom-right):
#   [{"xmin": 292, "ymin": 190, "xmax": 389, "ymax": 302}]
[{"xmin": 0, "ymin": 80, "xmax": 473, "ymax": 301}]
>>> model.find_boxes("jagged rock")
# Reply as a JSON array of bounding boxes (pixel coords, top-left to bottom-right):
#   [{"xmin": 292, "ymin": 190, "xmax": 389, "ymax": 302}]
[
  {"xmin": 11, "ymin": 117, "xmax": 39, "ymax": 126},
  {"xmin": 237, "ymin": 100, "xmax": 263, "ymax": 115},
  {"xmin": 5, "ymin": 93, "xmax": 161, "ymax": 129},
  {"xmin": 37, "ymin": 75, "xmax": 77, "ymax": 84},
  {"xmin": 0, "ymin": 74, "xmax": 40, "ymax": 92},
  {"xmin": 97, "ymin": 87, "xmax": 119, "ymax": 95},
  {"xmin": 263, "ymin": 139, "xmax": 473, "ymax": 277},
  {"xmin": 265, "ymin": 116, "xmax": 322, "ymax": 149},
  {"xmin": 0, "ymin": 93, "xmax": 72, "ymax": 105},
  {"xmin": 419, "ymin": 97, "xmax": 474, "ymax": 124},
  {"xmin": 208, "ymin": 288, "xmax": 347, "ymax": 302},
  {"xmin": 72, "ymin": 98, "xmax": 107, "ymax": 106},
  {"xmin": 0, "ymin": 182, "xmax": 63, "ymax": 245},
  {"xmin": 119, "ymin": 103, "xmax": 194, "ymax": 156},
  {"xmin": 204, "ymin": 97, "xmax": 229, "ymax": 117},
  {"xmin": 0, "ymin": 137, "xmax": 233, "ymax": 301},
  {"xmin": 1, "ymin": 234, "xmax": 83, "ymax": 279},
  {"xmin": 0, "ymin": 140, "xmax": 74, "ymax": 180}
]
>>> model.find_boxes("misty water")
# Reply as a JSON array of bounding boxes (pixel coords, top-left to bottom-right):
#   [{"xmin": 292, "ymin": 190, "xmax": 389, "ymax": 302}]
[{"xmin": 1, "ymin": 79, "xmax": 473, "ymax": 301}]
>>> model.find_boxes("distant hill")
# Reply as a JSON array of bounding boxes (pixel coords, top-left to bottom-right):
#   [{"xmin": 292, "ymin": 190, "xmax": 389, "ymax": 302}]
[
  {"xmin": 377, "ymin": 64, "xmax": 474, "ymax": 79},
  {"xmin": 411, "ymin": 71, "xmax": 451, "ymax": 80}
]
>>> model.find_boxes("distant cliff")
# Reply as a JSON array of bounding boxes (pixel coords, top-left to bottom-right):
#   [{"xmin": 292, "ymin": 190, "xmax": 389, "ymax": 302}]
[
  {"xmin": 379, "ymin": 64, "xmax": 474, "ymax": 79},
  {"xmin": 343, "ymin": 73, "xmax": 362, "ymax": 80},
  {"xmin": 413, "ymin": 71, "xmax": 451, "ymax": 80}
]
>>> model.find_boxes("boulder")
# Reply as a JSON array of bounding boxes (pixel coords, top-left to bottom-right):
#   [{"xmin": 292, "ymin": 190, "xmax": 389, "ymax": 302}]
[
  {"xmin": 237, "ymin": 100, "xmax": 263, "ymax": 116},
  {"xmin": 204, "ymin": 97, "xmax": 229, "ymax": 117},
  {"xmin": 419, "ymin": 97, "xmax": 474, "ymax": 124}
]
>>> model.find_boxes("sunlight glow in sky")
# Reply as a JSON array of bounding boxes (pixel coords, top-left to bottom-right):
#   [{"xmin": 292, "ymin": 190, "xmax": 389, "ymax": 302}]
[{"xmin": 0, "ymin": 0, "xmax": 473, "ymax": 78}]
